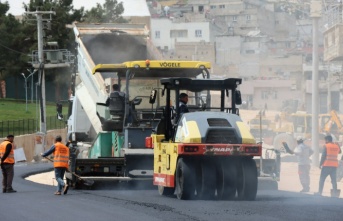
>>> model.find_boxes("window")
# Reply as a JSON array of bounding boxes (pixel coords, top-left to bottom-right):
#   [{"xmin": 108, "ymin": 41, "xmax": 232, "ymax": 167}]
[
  {"xmin": 285, "ymin": 42, "xmax": 291, "ymax": 48},
  {"xmin": 195, "ymin": 30, "xmax": 202, "ymax": 38},
  {"xmin": 170, "ymin": 30, "xmax": 188, "ymax": 38},
  {"xmin": 219, "ymin": 5, "xmax": 225, "ymax": 9},
  {"xmin": 271, "ymin": 91, "xmax": 277, "ymax": 99},
  {"xmin": 233, "ymin": 15, "xmax": 237, "ymax": 22},
  {"xmin": 210, "ymin": 5, "xmax": 216, "ymax": 9},
  {"xmin": 155, "ymin": 31, "xmax": 160, "ymax": 39},
  {"xmin": 325, "ymin": 36, "xmax": 328, "ymax": 47},
  {"xmin": 246, "ymin": 15, "xmax": 251, "ymax": 21},
  {"xmin": 261, "ymin": 91, "xmax": 268, "ymax": 99}
]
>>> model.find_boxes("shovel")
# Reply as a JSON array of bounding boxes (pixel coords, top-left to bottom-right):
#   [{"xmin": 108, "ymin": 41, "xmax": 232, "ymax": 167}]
[{"xmin": 43, "ymin": 156, "xmax": 95, "ymax": 187}]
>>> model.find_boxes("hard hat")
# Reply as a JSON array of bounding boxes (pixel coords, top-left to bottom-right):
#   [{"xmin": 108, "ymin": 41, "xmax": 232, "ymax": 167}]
[{"xmin": 296, "ymin": 136, "xmax": 303, "ymax": 142}]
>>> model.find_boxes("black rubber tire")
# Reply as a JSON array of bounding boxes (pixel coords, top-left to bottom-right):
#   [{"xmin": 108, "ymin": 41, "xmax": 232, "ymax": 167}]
[
  {"xmin": 175, "ymin": 158, "xmax": 196, "ymax": 200},
  {"xmin": 198, "ymin": 159, "xmax": 216, "ymax": 200},
  {"xmin": 237, "ymin": 158, "xmax": 258, "ymax": 201},
  {"xmin": 216, "ymin": 159, "xmax": 237, "ymax": 200},
  {"xmin": 158, "ymin": 185, "xmax": 175, "ymax": 196}
]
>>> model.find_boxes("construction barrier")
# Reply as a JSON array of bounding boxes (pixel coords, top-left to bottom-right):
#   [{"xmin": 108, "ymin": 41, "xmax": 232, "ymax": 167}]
[{"xmin": 0, "ymin": 128, "xmax": 67, "ymax": 163}]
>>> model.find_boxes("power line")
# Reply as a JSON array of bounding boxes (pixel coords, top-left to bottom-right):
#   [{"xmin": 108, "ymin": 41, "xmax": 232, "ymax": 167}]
[{"xmin": 0, "ymin": 40, "xmax": 30, "ymax": 56}]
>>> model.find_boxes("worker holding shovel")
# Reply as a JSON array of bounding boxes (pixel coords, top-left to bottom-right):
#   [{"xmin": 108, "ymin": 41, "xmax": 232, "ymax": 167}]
[{"xmin": 41, "ymin": 135, "xmax": 69, "ymax": 195}]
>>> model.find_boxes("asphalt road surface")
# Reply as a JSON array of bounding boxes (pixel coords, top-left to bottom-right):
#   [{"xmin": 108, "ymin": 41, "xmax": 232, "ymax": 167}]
[{"xmin": 0, "ymin": 163, "xmax": 342, "ymax": 221}]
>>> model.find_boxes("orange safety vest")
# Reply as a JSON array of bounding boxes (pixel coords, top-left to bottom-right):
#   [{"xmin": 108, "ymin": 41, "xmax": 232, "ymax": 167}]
[
  {"xmin": 0, "ymin": 140, "xmax": 15, "ymax": 164},
  {"xmin": 53, "ymin": 142, "xmax": 69, "ymax": 168},
  {"xmin": 322, "ymin": 143, "xmax": 340, "ymax": 167}
]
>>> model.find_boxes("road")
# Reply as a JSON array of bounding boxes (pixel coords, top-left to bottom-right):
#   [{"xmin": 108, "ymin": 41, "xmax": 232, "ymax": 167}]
[{"xmin": 0, "ymin": 162, "xmax": 342, "ymax": 221}]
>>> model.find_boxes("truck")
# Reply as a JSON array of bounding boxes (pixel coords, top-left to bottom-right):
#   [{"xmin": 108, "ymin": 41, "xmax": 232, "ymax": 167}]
[
  {"xmin": 65, "ymin": 23, "xmax": 155, "ymax": 187},
  {"xmin": 65, "ymin": 23, "xmax": 213, "ymax": 188},
  {"xmin": 150, "ymin": 77, "xmax": 265, "ymax": 200}
]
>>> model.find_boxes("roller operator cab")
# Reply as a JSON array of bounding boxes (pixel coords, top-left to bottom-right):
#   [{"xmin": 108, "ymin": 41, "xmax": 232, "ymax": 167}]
[{"xmin": 150, "ymin": 77, "xmax": 262, "ymax": 200}]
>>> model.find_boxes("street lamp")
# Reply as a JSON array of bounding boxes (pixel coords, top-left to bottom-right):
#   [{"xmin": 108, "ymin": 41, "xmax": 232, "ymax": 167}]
[
  {"xmin": 21, "ymin": 70, "xmax": 37, "ymax": 112},
  {"xmin": 27, "ymin": 69, "xmax": 37, "ymax": 103},
  {"xmin": 21, "ymin": 73, "xmax": 28, "ymax": 112}
]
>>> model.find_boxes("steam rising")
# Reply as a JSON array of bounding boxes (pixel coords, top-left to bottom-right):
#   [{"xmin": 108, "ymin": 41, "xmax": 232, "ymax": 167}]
[{"xmin": 83, "ymin": 34, "xmax": 148, "ymax": 64}]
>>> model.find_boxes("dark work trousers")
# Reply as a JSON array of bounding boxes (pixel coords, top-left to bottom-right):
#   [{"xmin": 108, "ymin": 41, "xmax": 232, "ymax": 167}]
[
  {"xmin": 54, "ymin": 167, "xmax": 66, "ymax": 193},
  {"xmin": 298, "ymin": 164, "xmax": 311, "ymax": 191},
  {"xmin": 318, "ymin": 166, "xmax": 337, "ymax": 194},
  {"xmin": 1, "ymin": 163, "xmax": 14, "ymax": 191}
]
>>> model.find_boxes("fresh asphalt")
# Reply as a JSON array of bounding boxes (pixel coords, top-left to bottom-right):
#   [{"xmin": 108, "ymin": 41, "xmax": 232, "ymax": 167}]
[{"xmin": 1, "ymin": 162, "xmax": 343, "ymax": 221}]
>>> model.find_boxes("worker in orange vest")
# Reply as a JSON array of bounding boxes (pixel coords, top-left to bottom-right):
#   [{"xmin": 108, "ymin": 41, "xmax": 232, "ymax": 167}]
[
  {"xmin": 41, "ymin": 135, "xmax": 70, "ymax": 195},
  {"xmin": 315, "ymin": 135, "xmax": 341, "ymax": 197},
  {"xmin": 0, "ymin": 135, "xmax": 16, "ymax": 193}
]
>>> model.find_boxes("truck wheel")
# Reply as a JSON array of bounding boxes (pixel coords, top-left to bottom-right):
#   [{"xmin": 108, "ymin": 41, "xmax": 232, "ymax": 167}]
[
  {"xmin": 198, "ymin": 160, "xmax": 216, "ymax": 200},
  {"xmin": 216, "ymin": 159, "xmax": 237, "ymax": 200},
  {"xmin": 158, "ymin": 185, "xmax": 175, "ymax": 196},
  {"xmin": 175, "ymin": 158, "xmax": 196, "ymax": 200},
  {"xmin": 237, "ymin": 158, "xmax": 258, "ymax": 201}
]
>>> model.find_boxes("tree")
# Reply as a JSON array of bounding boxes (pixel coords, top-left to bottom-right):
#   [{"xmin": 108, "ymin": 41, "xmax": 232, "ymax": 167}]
[
  {"xmin": 83, "ymin": 0, "xmax": 127, "ymax": 23},
  {"xmin": 0, "ymin": 1, "xmax": 30, "ymax": 81},
  {"xmin": 0, "ymin": 0, "xmax": 127, "ymax": 100}
]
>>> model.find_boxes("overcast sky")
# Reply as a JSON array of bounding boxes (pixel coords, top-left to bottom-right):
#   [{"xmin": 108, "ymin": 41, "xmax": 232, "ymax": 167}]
[{"xmin": 6, "ymin": 0, "xmax": 106, "ymax": 15}]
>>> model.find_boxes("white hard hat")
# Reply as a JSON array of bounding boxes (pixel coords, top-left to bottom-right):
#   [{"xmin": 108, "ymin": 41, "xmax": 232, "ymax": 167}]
[{"xmin": 296, "ymin": 136, "xmax": 303, "ymax": 142}]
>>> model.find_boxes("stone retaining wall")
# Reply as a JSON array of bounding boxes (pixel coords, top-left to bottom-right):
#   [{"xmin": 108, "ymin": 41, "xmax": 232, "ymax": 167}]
[{"xmin": 0, "ymin": 128, "xmax": 67, "ymax": 162}]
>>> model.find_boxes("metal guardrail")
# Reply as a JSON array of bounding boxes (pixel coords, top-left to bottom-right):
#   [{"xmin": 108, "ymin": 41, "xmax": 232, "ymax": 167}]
[{"xmin": 0, "ymin": 116, "xmax": 66, "ymax": 138}]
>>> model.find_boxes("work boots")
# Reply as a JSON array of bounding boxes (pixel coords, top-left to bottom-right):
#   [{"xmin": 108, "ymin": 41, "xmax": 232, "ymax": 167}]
[
  {"xmin": 6, "ymin": 188, "xmax": 17, "ymax": 193},
  {"xmin": 330, "ymin": 189, "xmax": 341, "ymax": 198}
]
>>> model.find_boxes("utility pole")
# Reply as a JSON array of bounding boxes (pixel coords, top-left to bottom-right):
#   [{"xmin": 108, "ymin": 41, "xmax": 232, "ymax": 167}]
[
  {"xmin": 25, "ymin": 9, "xmax": 55, "ymax": 134},
  {"xmin": 310, "ymin": 0, "xmax": 322, "ymax": 167},
  {"xmin": 25, "ymin": 8, "xmax": 55, "ymax": 160}
]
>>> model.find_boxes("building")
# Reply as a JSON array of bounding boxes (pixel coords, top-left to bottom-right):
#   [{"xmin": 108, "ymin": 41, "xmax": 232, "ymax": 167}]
[{"xmin": 150, "ymin": 18, "xmax": 210, "ymax": 51}]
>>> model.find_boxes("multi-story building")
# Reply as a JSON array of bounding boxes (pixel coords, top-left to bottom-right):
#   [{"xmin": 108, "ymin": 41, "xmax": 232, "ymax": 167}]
[
  {"xmin": 322, "ymin": 2, "xmax": 343, "ymax": 112},
  {"xmin": 150, "ymin": 18, "xmax": 210, "ymax": 51},
  {"xmin": 148, "ymin": 0, "xmax": 335, "ymax": 111}
]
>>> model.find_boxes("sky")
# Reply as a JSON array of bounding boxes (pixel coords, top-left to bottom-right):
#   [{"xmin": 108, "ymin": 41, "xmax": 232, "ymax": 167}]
[{"xmin": 6, "ymin": 0, "xmax": 106, "ymax": 16}]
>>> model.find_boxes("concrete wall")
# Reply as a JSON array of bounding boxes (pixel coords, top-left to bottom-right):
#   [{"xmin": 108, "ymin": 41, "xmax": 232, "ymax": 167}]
[
  {"xmin": 0, "ymin": 128, "xmax": 67, "ymax": 163},
  {"xmin": 172, "ymin": 41, "xmax": 215, "ymax": 64},
  {"xmin": 324, "ymin": 24, "xmax": 343, "ymax": 62},
  {"xmin": 240, "ymin": 79, "xmax": 301, "ymax": 111}
]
